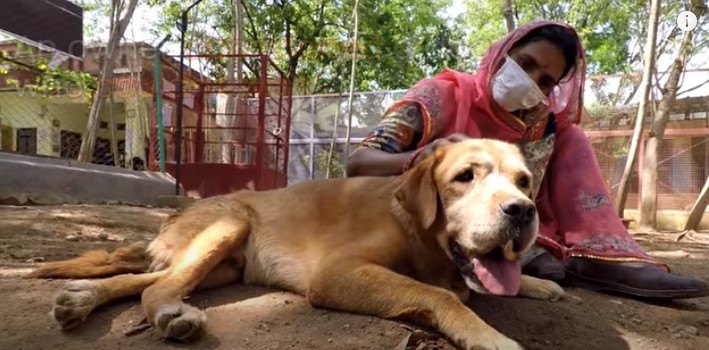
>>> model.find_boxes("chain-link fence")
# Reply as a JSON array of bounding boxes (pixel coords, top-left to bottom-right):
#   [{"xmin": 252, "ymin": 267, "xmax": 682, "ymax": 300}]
[
  {"xmin": 2, "ymin": 38, "xmax": 707, "ymax": 211},
  {"xmin": 590, "ymin": 135, "xmax": 640, "ymax": 209},
  {"xmin": 583, "ymin": 96, "xmax": 709, "ymax": 211},
  {"xmin": 591, "ymin": 133, "xmax": 709, "ymax": 211},
  {"xmin": 289, "ymin": 91, "xmax": 709, "ymax": 212},
  {"xmin": 0, "ymin": 86, "xmax": 151, "ymax": 169},
  {"xmin": 288, "ymin": 90, "xmax": 406, "ymax": 184},
  {"xmin": 2, "ymin": 75, "xmax": 706, "ymax": 212},
  {"xmin": 0, "ymin": 41, "xmax": 153, "ymax": 170}
]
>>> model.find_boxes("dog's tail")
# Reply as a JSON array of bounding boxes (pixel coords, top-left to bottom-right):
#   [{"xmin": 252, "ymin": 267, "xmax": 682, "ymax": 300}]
[{"xmin": 26, "ymin": 242, "xmax": 150, "ymax": 279}]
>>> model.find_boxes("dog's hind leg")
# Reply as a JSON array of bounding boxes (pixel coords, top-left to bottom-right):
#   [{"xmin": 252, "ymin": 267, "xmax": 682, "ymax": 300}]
[
  {"xmin": 194, "ymin": 256, "xmax": 244, "ymax": 291},
  {"xmin": 52, "ymin": 258, "xmax": 243, "ymax": 331},
  {"xmin": 53, "ymin": 270, "xmax": 166, "ymax": 330},
  {"xmin": 141, "ymin": 216, "xmax": 250, "ymax": 342}
]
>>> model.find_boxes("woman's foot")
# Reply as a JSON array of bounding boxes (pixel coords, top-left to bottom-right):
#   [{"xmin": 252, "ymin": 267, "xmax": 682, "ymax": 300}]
[
  {"xmin": 564, "ymin": 257, "xmax": 709, "ymax": 299},
  {"xmin": 521, "ymin": 249, "xmax": 565, "ymax": 281}
]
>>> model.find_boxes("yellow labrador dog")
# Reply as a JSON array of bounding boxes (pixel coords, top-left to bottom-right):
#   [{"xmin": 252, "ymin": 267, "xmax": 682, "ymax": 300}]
[{"xmin": 30, "ymin": 139, "xmax": 564, "ymax": 350}]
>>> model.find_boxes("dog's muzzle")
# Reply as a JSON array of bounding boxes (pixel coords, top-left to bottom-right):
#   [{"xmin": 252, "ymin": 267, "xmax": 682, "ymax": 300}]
[{"xmin": 450, "ymin": 238, "xmax": 523, "ymax": 296}]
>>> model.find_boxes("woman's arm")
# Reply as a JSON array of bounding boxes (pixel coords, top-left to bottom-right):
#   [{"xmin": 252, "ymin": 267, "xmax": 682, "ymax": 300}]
[
  {"xmin": 346, "ymin": 148, "xmax": 414, "ymax": 177},
  {"xmin": 346, "ymin": 100, "xmax": 469, "ymax": 177},
  {"xmin": 346, "ymin": 103, "xmax": 425, "ymax": 177}
]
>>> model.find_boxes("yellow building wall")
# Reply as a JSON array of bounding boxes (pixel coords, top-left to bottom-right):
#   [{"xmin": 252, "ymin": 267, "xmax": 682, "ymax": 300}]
[
  {"xmin": 0, "ymin": 91, "xmax": 53, "ymax": 155},
  {"xmin": 0, "ymin": 91, "xmax": 140, "ymax": 161}
]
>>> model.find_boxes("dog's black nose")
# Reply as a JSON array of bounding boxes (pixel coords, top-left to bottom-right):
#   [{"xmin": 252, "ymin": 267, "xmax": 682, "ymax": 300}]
[{"xmin": 500, "ymin": 199, "xmax": 536, "ymax": 225}]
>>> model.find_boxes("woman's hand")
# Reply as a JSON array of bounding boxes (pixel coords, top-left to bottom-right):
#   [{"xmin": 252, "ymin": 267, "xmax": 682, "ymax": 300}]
[
  {"xmin": 347, "ymin": 134, "xmax": 469, "ymax": 176},
  {"xmin": 410, "ymin": 133, "xmax": 469, "ymax": 167}
]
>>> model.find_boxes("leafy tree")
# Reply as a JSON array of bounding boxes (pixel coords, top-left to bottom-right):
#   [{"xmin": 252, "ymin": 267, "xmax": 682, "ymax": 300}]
[
  {"xmin": 616, "ymin": 0, "xmax": 661, "ymax": 218},
  {"xmin": 463, "ymin": 0, "xmax": 708, "ymax": 111},
  {"xmin": 147, "ymin": 0, "xmax": 461, "ymax": 94},
  {"xmin": 298, "ymin": 0, "xmax": 461, "ymax": 93},
  {"xmin": 78, "ymin": 0, "xmax": 140, "ymax": 162},
  {"xmin": 463, "ymin": 0, "xmax": 646, "ymax": 75}
]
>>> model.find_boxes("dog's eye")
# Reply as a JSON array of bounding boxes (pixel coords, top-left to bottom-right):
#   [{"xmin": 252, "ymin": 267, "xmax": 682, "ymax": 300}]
[
  {"xmin": 454, "ymin": 169, "xmax": 475, "ymax": 183},
  {"xmin": 517, "ymin": 175, "xmax": 530, "ymax": 189}
]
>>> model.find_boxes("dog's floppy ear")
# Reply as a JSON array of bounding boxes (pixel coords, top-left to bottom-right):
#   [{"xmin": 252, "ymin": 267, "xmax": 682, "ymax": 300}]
[{"xmin": 395, "ymin": 155, "xmax": 438, "ymax": 230}]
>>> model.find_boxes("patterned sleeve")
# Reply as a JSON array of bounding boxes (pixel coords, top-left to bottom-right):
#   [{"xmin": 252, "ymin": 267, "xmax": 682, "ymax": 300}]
[
  {"xmin": 356, "ymin": 76, "xmax": 449, "ymax": 154},
  {"xmin": 357, "ymin": 102, "xmax": 425, "ymax": 154}
]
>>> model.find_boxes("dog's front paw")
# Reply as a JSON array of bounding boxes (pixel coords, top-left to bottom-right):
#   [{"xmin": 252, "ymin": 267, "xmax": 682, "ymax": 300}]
[
  {"xmin": 487, "ymin": 334, "xmax": 523, "ymax": 350},
  {"xmin": 154, "ymin": 303, "xmax": 206, "ymax": 342},
  {"xmin": 52, "ymin": 280, "xmax": 102, "ymax": 330},
  {"xmin": 452, "ymin": 325, "xmax": 523, "ymax": 350},
  {"xmin": 517, "ymin": 275, "xmax": 564, "ymax": 301},
  {"xmin": 464, "ymin": 332, "xmax": 523, "ymax": 350}
]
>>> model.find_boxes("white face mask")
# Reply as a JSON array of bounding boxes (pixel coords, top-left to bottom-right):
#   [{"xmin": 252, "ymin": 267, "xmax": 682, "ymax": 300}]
[{"xmin": 491, "ymin": 56, "xmax": 547, "ymax": 112}]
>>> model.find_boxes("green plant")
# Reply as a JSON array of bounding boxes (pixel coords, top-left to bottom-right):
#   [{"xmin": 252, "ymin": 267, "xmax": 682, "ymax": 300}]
[{"xmin": 0, "ymin": 45, "xmax": 97, "ymax": 101}]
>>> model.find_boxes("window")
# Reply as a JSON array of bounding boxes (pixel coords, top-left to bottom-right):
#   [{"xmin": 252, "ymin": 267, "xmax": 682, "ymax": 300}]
[
  {"xmin": 16, "ymin": 128, "xmax": 37, "ymax": 155},
  {"xmin": 60, "ymin": 130, "xmax": 81, "ymax": 159}
]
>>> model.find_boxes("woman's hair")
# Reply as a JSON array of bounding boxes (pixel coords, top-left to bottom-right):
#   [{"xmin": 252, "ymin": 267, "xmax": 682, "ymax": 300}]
[{"xmin": 511, "ymin": 25, "xmax": 580, "ymax": 80}]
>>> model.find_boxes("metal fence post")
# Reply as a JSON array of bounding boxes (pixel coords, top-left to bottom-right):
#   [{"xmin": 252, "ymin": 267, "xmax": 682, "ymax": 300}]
[
  {"xmin": 154, "ymin": 34, "xmax": 171, "ymax": 174},
  {"xmin": 309, "ymin": 95, "xmax": 315, "ymax": 180}
]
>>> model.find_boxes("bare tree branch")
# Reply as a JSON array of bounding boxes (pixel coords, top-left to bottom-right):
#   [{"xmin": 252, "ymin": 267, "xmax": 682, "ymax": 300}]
[
  {"xmin": 78, "ymin": 0, "xmax": 139, "ymax": 162},
  {"xmin": 615, "ymin": 0, "xmax": 660, "ymax": 217},
  {"xmin": 683, "ymin": 177, "xmax": 709, "ymax": 232},
  {"xmin": 637, "ymin": 0, "xmax": 706, "ymax": 230},
  {"xmin": 678, "ymin": 80, "xmax": 709, "ymax": 97},
  {"xmin": 240, "ymin": 0, "xmax": 263, "ymax": 55},
  {"xmin": 285, "ymin": 20, "xmax": 292, "ymax": 58},
  {"xmin": 503, "ymin": 0, "xmax": 515, "ymax": 32},
  {"xmin": 292, "ymin": 0, "xmax": 327, "ymax": 61},
  {"xmin": 622, "ymin": 75, "xmax": 642, "ymax": 105}
]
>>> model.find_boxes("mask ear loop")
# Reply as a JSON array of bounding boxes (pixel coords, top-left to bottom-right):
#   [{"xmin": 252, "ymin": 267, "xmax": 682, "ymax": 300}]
[{"xmin": 544, "ymin": 84, "xmax": 570, "ymax": 114}]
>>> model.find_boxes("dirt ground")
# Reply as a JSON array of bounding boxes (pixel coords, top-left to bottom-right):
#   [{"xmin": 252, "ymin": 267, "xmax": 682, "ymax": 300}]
[{"xmin": 1, "ymin": 204, "xmax": 708, "ymax": 350}]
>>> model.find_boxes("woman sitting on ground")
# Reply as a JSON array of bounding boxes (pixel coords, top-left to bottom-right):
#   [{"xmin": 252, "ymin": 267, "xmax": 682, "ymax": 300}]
[{"xmin": 347, "ymin": 20, "xmax": 708, "ymax": 300}]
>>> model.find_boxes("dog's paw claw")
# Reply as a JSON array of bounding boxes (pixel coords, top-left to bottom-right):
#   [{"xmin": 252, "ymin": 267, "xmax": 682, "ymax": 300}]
[
  {"xmin": 540, "ymin": 280, "xmax": 565, "ymax": 301},
  {"xmin": 518, "ymin": 277, "xmax": 565, "ymax": 301},
  {"xmin": 52, "ymin": 280, "xmax": 100, "ymax": 330},
  {"xmin": 155, "ymin": 303, "xmax": 206, "ymax": 342}
]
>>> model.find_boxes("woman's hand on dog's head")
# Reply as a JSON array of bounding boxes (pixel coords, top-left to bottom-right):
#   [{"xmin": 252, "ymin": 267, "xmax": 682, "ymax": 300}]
[{"xmin": 413, "ymin": 133, "xmax": 469, "ymax": 166}]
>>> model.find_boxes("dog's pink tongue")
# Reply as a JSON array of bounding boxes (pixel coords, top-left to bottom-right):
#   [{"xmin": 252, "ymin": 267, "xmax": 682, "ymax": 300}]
[{"xmin": 472, "ymin": 256, "xmax": 521, "ymax": 296}]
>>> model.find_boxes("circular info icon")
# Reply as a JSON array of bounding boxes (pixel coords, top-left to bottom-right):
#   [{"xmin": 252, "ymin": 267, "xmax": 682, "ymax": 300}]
[{"xmin": 677, "ymin": 11, "xmax": 698, "ymax": 32}]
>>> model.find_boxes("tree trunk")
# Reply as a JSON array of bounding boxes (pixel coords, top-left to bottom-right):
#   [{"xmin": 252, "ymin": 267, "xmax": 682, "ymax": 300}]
[
  {"xmin": 130, "ymin": 41, "xmax": 147, "ymax": 169},
  {"xmin": 683, "ymin": 177, "xmax": 709, "ymax": 232},
  {"xmin": 638, "ymin": 0, "xmax": 705, "ymax": 231},
  {"xmin": 77, "ymin": 0, "xmax": 139, "ymax": 162},
  {"xmin": 343, "ymin": 0, "xmax": 360, "ymax": 178},
  {"xmin": 108, "ymin": 87, "xmax": 118, "ymax": 166},
  {"xmin": 234, "ymin": 1, "xmax": 243, "ymax": 82},
  {"xmin": 107, "ymin": 2, "xmax": 119, "ymax": 167},
  {"xmin": 502, "ymin": 0, "xmax": 515, "ymax": 32},
  {"xmin": 615, "ymin": 0, "xmax": 660, "ymax": 217},
  {"xmin": 220, "ymin": 0, "xmax": 244, "ymax": 164}
]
